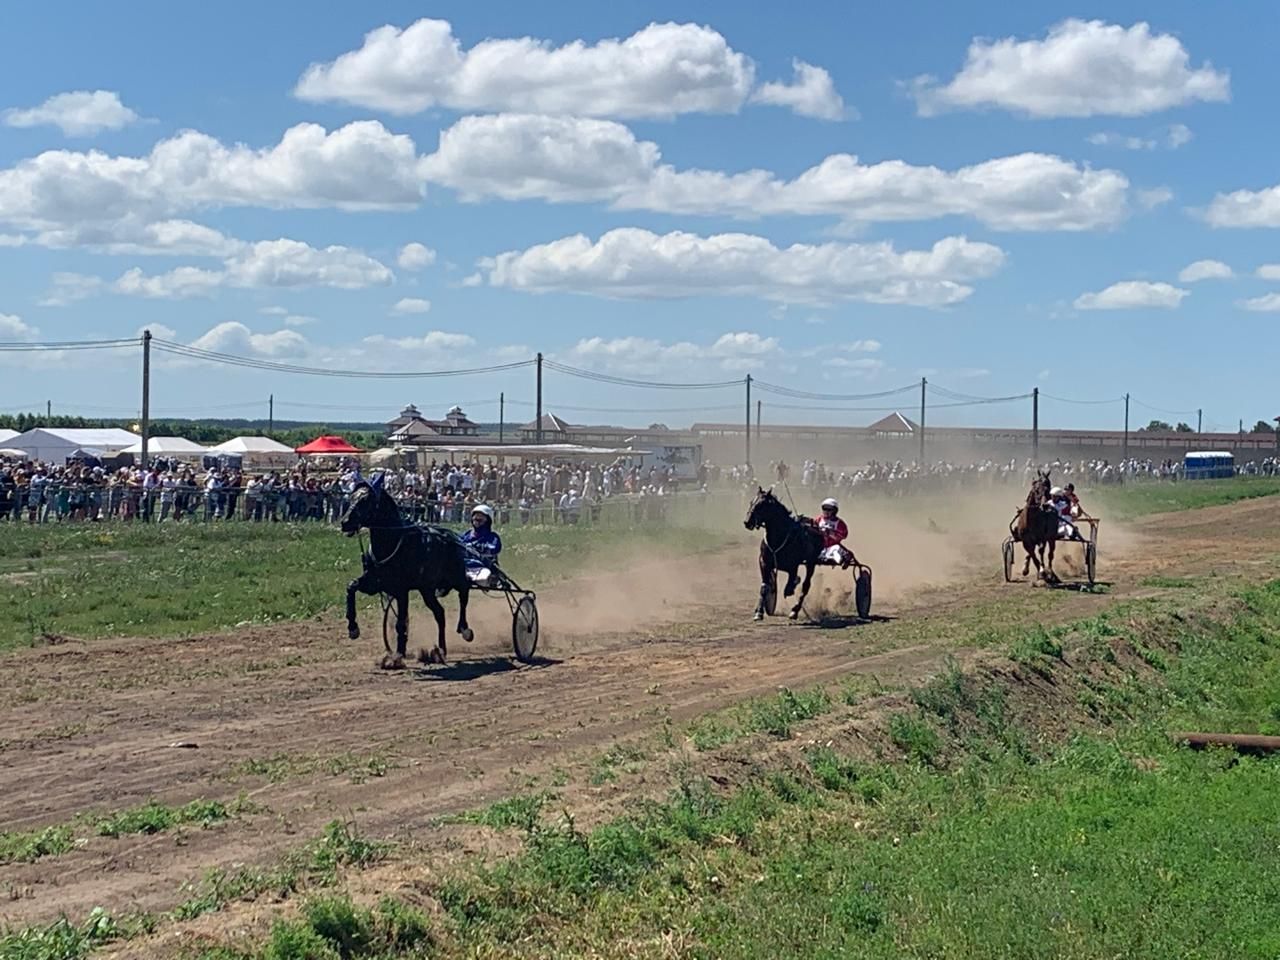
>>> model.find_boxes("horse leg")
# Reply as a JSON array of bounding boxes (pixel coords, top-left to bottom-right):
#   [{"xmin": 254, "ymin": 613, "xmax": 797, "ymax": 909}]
[
  {"xmin": 783, "ymin": 563, "xmax": 800, "ymax": 598},
  {"xmin": 345, "ymin": 578, "xmax": 362, "ymax": 640},
  {"xmin": 1046, "ymin": 540, "xmax": 1058, "ymax": 584},
  {"xmin": 418, "ymin": 590, "xmax": 448, "ymax": 664},
  {"xmin": 456, "ymin": 584, "xmax": 473, "ymax": 644},
  {"xmin": 381, "ymin": 591, "xmax": 409, "ymax": 670},
  {"xmin": 789, "ymin": 560, "xmax": 815, "ymax": 620},
  {"xmin": 1023, "ymin": 542, "xmax": 1043, "ymax": 580},
  {"xmin": 755, "ymin": 547, "xmax": 772, "ymax": 621}
]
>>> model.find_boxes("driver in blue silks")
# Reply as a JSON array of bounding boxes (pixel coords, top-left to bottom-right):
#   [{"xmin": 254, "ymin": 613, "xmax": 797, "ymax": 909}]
[{"xmin": 461, "ymin": 503, "xmax": 502, "ymax": 580}]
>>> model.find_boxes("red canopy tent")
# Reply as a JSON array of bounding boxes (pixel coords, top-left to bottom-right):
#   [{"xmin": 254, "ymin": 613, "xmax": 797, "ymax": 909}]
[{"xmin": 295, "ymin": 435, "xmax": 363, "ymax": 454}]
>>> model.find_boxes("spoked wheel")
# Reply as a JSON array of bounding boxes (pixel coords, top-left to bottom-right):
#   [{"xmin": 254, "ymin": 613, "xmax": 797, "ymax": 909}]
[
  {"xmin": 854, "ymin": 567, "xmax": 873, "ymax": 620},
  {"xmin": 512, "ymin": 595, "xmax": 539, "ymax": 663},
  {"xmin": 763, "ymin": 575, "xmax": 778, "ymax": 617},
  {"xmin": 1002, "ymin": 539, "xmax": 1015, "ymax": 582},
  {"xmin": 1085, "ymin": 542, "xmax": 1097, "ymax": 586}
]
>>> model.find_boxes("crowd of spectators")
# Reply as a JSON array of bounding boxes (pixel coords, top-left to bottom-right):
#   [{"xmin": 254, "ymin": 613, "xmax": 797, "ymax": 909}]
[
  {"xmin": 0, "ymin": 455, "xmax": 689, "ymax": 527},
  {"xmin": 3, "ymin": 450, "xmax": 1278, "ymax": 527}
]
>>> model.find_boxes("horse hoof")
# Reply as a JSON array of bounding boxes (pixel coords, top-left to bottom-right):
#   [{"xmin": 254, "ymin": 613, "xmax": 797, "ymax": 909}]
[
  {"xmin": 459, "ymin": 627, "xmax": 474, "ymax": 643},
  {"xmin": 348, "ymin": 625, "xmax": 360, "ymax": 640},
  {"xmin": 380, "ymin": 653, "xmax": 405, "ymax": 671},
  {"xmin": 789, "ymin": 610, "xmax": 800, "ymax": 621},
  {"xmin": 753, "ymin": 611, "xmax": 764, "ymax": 622}
]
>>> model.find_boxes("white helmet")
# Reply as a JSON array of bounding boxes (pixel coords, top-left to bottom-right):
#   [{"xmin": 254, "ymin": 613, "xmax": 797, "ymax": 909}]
[
  {"xmin": 821, "ymin": 497, "xmax": 839, "ymax": 511},
  {"xmin": 1050, "ymin": 486, "xmax": 1065, "ymax": 497},
  {"xmin": 471, "ymin": 503, "xmax": 494, "ymax": 521}
]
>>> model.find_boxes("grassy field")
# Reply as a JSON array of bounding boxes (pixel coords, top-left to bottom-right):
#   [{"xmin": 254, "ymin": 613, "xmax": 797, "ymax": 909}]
[
  {"xmin": 0, "ymin": 519, "xmax": 737, "ymax": 652},
  {"xmin": 1090, "ymin": 475, "xmax": 1280, "ymax": 519}
]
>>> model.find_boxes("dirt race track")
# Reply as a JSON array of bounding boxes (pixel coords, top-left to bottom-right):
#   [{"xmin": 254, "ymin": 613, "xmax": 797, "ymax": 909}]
[{"xmin": 1, "ymin": 496, "xmax": 1276, "ymax": 931}]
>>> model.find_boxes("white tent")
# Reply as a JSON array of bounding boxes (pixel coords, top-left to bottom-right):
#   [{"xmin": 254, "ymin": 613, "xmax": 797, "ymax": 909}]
[
  {"xmin": 0, "ymin": 428, "xmax": 18, "ymax": 446},
  {"xmin": 208, "ymin": 435, "xmax": 296, "ymax": 466},
  {"xmin": 122, "ymin": 436, "xmax": 211, "ymax": 456},
  {"xmin": 7, "ymin": 427, "xmax": 138, "ymax": 463}
]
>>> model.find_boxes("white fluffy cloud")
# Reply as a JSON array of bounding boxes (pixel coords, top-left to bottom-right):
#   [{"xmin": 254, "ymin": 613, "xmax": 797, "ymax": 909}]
[
  {"xmin": 32, "ymin": 218, "xmax": 244, "ymax": 257},
  {"xmin": 1088, "ymin": 123, "xmax": 1194, "ymax": 151},
  {"xmin": 566, "ymin": 332, "xmax": 780, "ymax": 376},
  {"xmin": 47, "ymin": 239, "xmax": 393, "ymax": 302},
  {"xmin": 750, "ymin": 60, "xmax": 847, "ymax": 120},
  {"xmin": 481, "ymin": 228, "xmax": 1005, "ymax": 306},
  {"xmin": 1237, "ymin": 293, "xmax": 1280, "ymax": 312},
  {"xmin": 397, "ymin": 242, "xmax": 436, "ymax": 270},
  {"xmin": 1205, "ymin": 185, "xmax": 1280, "ymax": 228},
  {"xmin": 0, "ymin": 313, "xmax": 38, "ymax": 340},
  {"xmin": 1256, "ymin": 264, "xmax": 1280, "ymax": 280},
  {"xmin": 115, "ymin": 265, "xmax": 223, "ymax": 299},
  {"xmin": 423, "ymin": 114, "xmax": 1129, "ymax": 231},
  {"xmin": 38, "ymin": 273, "xmax": 105, "ymax": 307},
  {"xmin": 3, "ymin": 90, "xmax": 140, "ymax": 137},
  {"xmin": 0, "ymin": 121, "xmax": 423, "ymax": 236},
  {"xmin": 391, "ymin": 297, "xmax": 432, "ymax": 314},
  {"xmin": 189, "ymin": 321, "xmax": 310, "ymax": 358},
  {"xmin": 913, "ymin": 19, "xmax": 1229, "ymax": 117},
  {"xmin": 1074, "ymin": 280, "xmax": 1189, "ymax": 310},
  {"xmin": 296, "ymin": 19, "xmax": 755, "ymax": 118},
  {"xmin": 1178, "ymin": 260, "xmax": 1233, "ymax": 282}
]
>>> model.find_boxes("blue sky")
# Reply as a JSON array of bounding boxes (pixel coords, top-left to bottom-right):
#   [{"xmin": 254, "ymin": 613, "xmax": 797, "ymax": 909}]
[{"xmin": 1, "ymin": 2, "xmax": 1278, "ymax": 433}]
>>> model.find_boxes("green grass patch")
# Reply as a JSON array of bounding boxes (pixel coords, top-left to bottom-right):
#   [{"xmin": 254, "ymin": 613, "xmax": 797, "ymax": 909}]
[
  {"xmin": 0, "ymin": 518, "xmax": 735, "ymax": 650},
  {"xmin": 1142, "ymin": 574, "xmax": 1196, "ymax": 588},
  {"xmin": 0, "ymin": 796, "xmax": 247, "ymax": 866},
  {"xmin": 226, "ymin": 750, "xmax": 395, "ymax": 785},
  {"xmin": 448, "ymin": 792, "xmax": 552, "ymax": 832},
  {"xmin": 0, "ymin": 908, "xmax": 154, "ymax": 960},
  {"xmin": 1092, "ymin": 476, "xmax": 1280, "ymax": 520},
  {"xmin": 688, "ymin": 687, "xmax": 833, "ymax": 751}
]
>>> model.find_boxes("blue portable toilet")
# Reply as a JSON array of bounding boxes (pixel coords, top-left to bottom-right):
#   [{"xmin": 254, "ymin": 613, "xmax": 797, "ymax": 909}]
[{"xmin": 1184, "ymin": 451, "xmax": 1234, "ymax": 480}]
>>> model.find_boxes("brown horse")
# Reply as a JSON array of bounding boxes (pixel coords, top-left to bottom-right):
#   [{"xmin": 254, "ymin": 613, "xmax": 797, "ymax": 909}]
[{"xmin": 1010, "ymin": 470, "xmax": 1061, "ymax": 583}]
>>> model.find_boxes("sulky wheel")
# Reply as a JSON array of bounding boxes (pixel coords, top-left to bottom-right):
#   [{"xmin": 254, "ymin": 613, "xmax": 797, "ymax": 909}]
[
  {"xmin": 1085, "ymin": 542, "xmax": 1097, "ymax": 586},
  {"xmin": 855, "ymin": 567, "xmax": 872, "ymax": 620},
  {"xmin": 1002, "ymin": 539, "xmax": 1015, "ymax": 582},
  {"xmin": 512, "ymin": 595, "xmax": 539, "ymax": 663},
  {"xmin": 763, "ymin": 574, "xmax": 778, "ymax": 617}
]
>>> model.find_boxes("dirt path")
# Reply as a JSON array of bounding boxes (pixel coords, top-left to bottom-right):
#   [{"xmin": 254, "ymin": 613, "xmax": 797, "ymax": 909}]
[{"xmin": 1, "ymin": 498, "xmax": 1275, "ymax": 928}]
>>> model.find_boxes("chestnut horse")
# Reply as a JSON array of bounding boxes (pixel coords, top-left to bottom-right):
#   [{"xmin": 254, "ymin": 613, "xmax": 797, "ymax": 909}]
[{"xmin": 1010, "ymin": 470, "xmax": 1062, "ymax": 583}]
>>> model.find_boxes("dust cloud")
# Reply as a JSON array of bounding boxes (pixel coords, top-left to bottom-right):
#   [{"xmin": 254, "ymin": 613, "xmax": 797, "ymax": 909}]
[{"xmin": 398, "ymin": 476, "xmax": 1147, "ymax": 659}]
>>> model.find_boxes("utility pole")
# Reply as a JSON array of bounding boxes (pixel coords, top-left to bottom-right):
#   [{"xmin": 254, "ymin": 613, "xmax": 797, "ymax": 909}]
[
  {"xmin": 1032, "ymin": 387, "xmax": 1040, "ymax": 462},
  {"xmin": 499, "ymin": 392, "xmax": 505, "ymax": 444},
  {"xmin": 918, "ymin": 377, "xmax": 927, "ymax": 464},
  {"xmin": 268, "ymin": 394, "xmax": 274, "ymax": 437},
  {"xmin": 46, "ymin": 400, "xmax": 50, "ymax": 419},
  {"xmin": 1123, "ymin": 393, "xmax": 1130, "ymax": 465},
  {"xmin": 140, "ymin": 330, "xmax": 152, "ymax": 470},
  {"xmin": 1197, "ymin": 408, "xmax": 1202, "ymax": 435},
  {"xmin": 745, "ymin": 374, "xmax": 752, "ymax": 469},
  {"xmin": 756, "ymin": 398, "xmax": 762, "ymax": 441},
  {"xmin": 535, "ymin": 353, "xmax": 543, "ymax": 444}
]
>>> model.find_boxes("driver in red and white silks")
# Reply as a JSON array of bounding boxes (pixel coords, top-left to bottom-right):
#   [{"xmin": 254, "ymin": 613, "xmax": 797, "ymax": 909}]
[
  {"xmin": 1050, "ymin": 486, "xmax": 1083, "ymax": 541},
  {"xmin": 817, "ymin": 497, "xmax": 854, "ymax": 567}
]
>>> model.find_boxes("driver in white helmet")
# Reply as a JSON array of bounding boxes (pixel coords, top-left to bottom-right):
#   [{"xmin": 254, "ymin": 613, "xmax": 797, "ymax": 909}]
[
  {"xmin": 817, "ymin": 496, "xmax": 853, "ymax": 568},
  {"xmin": 1049, "ymin": 486, "xmax": 1082, "ymax": 541},
  {"xmin": 461, "ymin": 503, "xmax": 502, "ymax": 581}
]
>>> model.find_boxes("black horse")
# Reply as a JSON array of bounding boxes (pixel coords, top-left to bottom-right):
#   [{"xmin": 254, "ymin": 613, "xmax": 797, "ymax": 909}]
[
  {"xmin": 744, "ymin": 487, "xmax": 824, "ymax": 621},
  {"xmin": 340, "ymin": 475, "xmax": 472, "ymax": 669}
]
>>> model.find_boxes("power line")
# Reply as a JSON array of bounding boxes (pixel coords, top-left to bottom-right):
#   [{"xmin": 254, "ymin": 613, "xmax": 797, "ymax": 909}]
[
  {"xmin": 542, "ymin": 359, "xmax": 742, "ymax": 390},
  {"xmin": 1131, "ymin": 398, "xmax": 1198, "ymax": 418},
  {"xmin": 1041, "ymin": 392, "xmax": 1124, "ymax": 405},
  {"xmin": 752, "ymin": 380, "xmax": 918, "ymax": 402},
  {"xmin": 151, "ymin": 339, "xmax": 536, "ymax": 379},
  {"xmin": 0, "ymin": 338, "xmax": 139, "ymax": 352}
]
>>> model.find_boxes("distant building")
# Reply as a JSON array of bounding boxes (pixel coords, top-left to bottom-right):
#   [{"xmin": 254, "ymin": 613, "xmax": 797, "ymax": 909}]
[
  {"xmin": 520, "ymin": 413, "xmax": 572, "ymax": 442},
  {"xmin": 865, "ymin": 412, "xmax": 918, "ymax": 438},
  {"xmin": 386, "ymin": 404, "xmax": 481, "ymax": 444}
]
